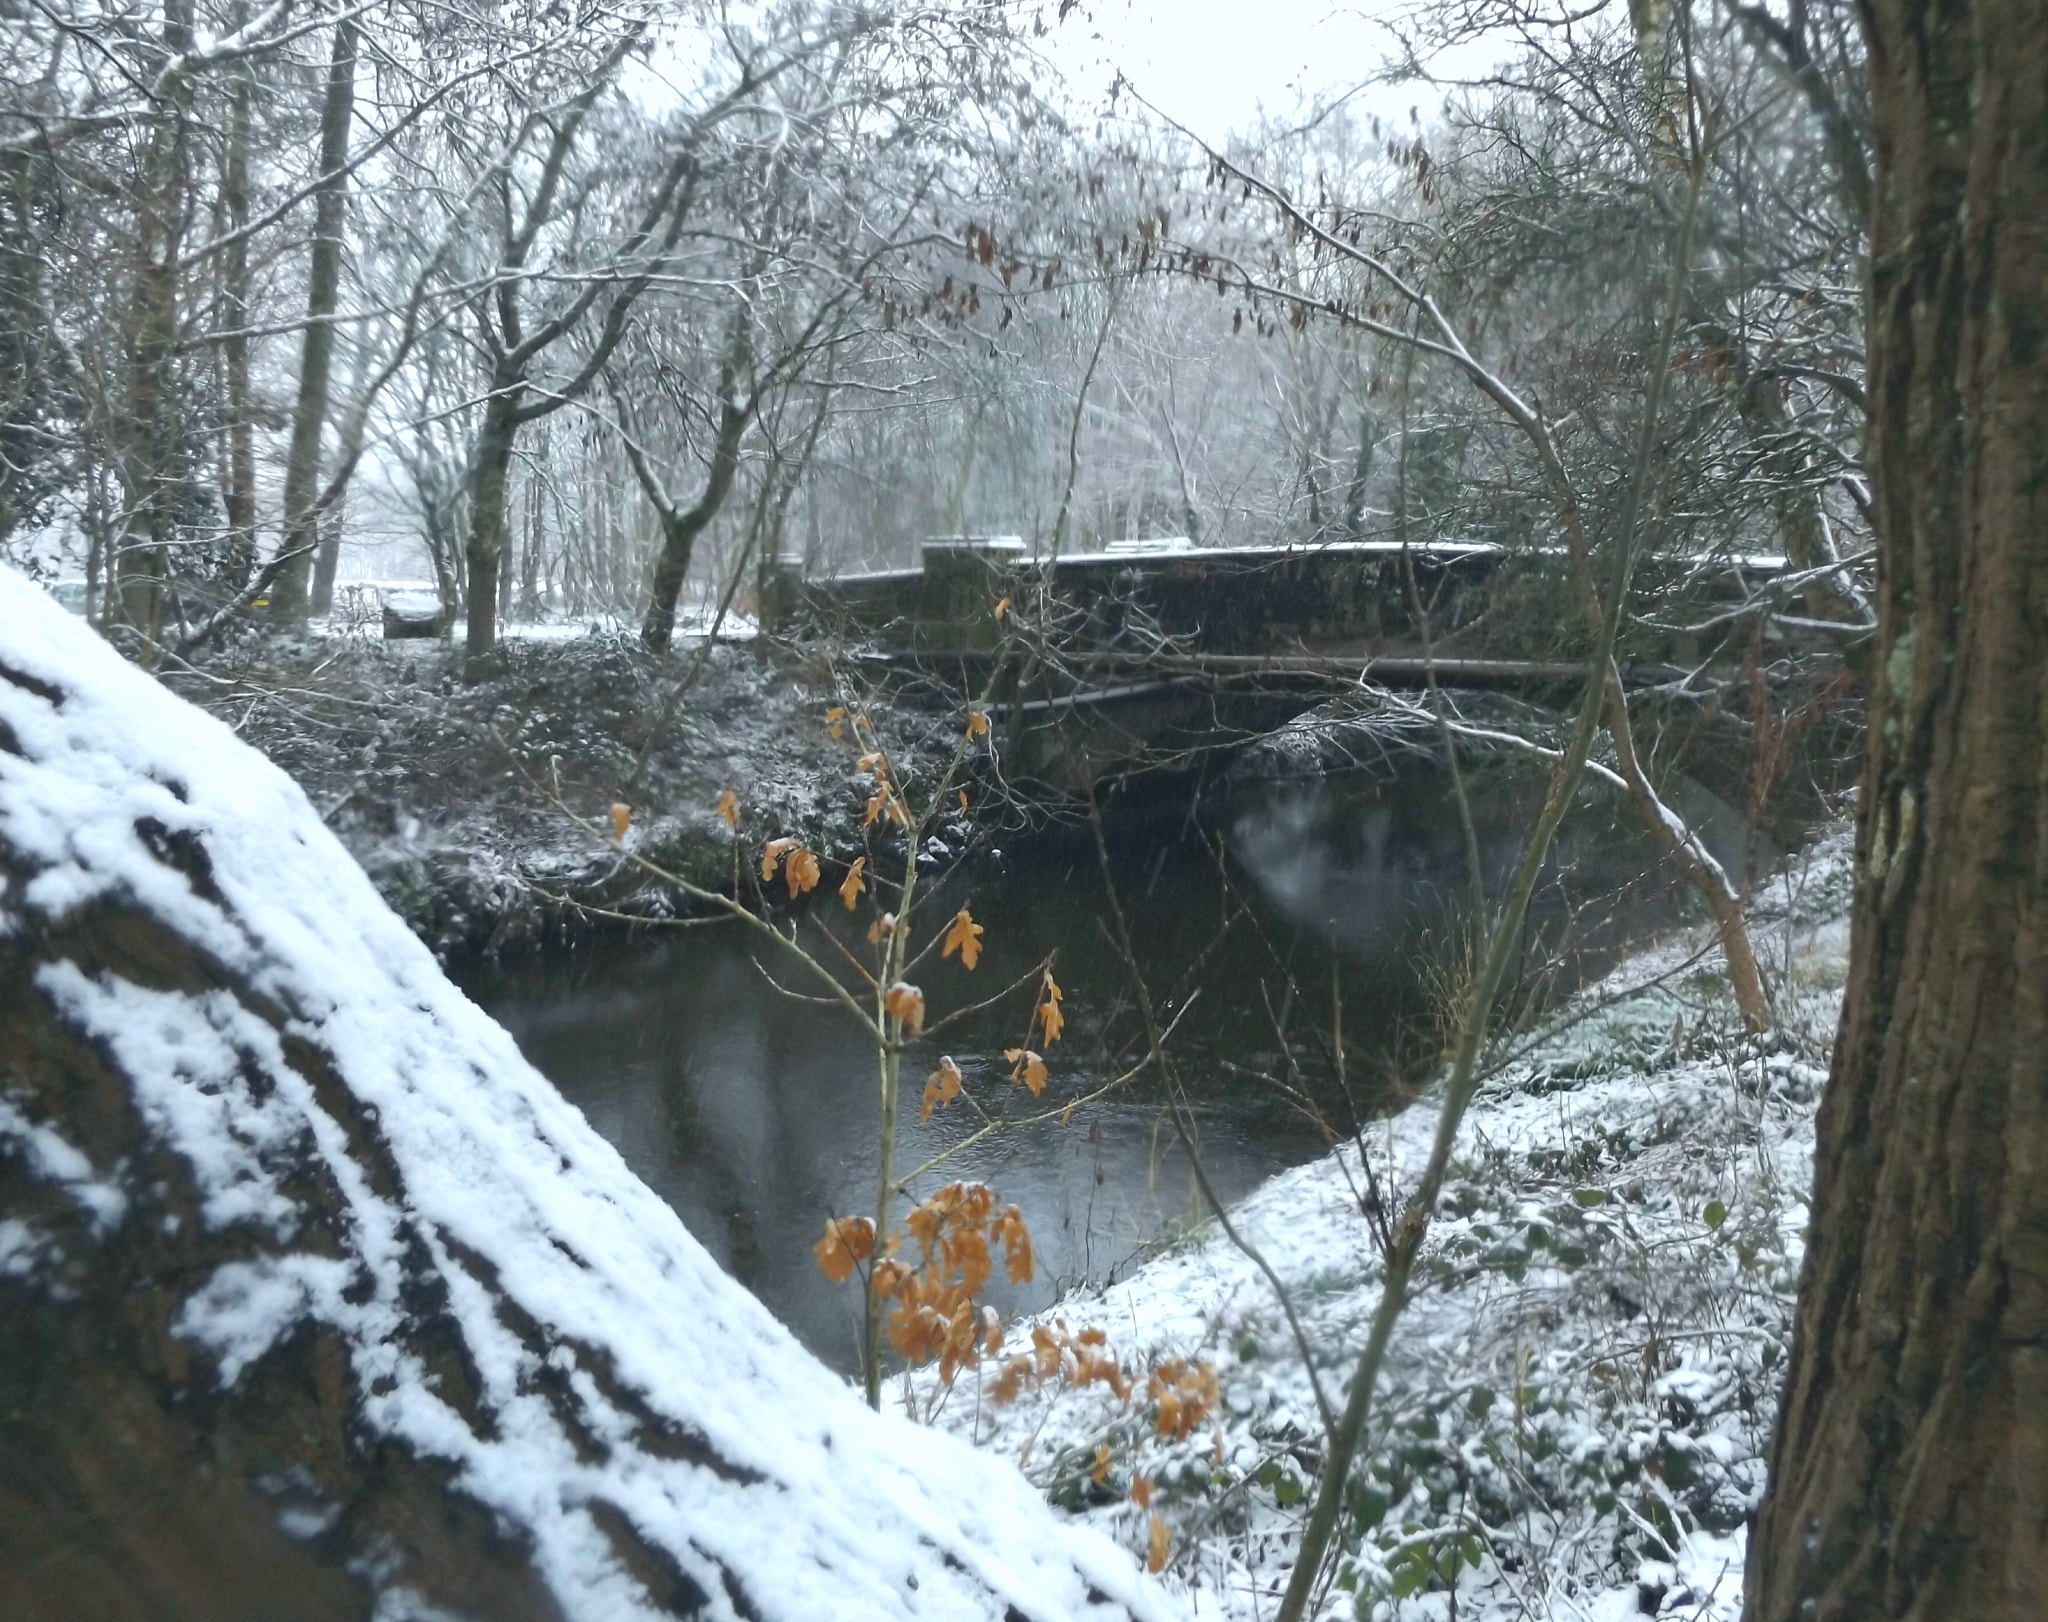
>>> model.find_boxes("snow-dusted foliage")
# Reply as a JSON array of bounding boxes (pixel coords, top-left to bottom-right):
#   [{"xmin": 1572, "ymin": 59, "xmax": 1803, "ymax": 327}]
[
  {"xmin": 0, "ymin": 567, "xmax": 1173, "ymax": 1622},
  {"xmin": 920, "ymin": 834, "xmax": 1852, "ymax": 1622}
]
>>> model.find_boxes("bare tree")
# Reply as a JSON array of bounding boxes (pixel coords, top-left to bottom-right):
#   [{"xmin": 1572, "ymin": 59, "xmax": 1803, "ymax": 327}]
[{"xmin": 267, "ymin": 13, "xmax": 360, "ymax": 621}]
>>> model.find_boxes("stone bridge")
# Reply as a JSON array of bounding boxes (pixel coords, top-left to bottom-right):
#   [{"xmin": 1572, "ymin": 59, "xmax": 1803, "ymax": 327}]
[{"xmin": 766, "ymin": 538, "xmax": 1816, "ymax": 795}]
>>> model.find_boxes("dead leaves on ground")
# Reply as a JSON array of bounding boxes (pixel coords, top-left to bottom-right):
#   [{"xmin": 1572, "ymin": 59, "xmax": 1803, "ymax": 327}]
[
  {"xmin": 1147, "ymin": 1512, "xmax": 1170, "ymax": 1574},
  {"xmin": 1147, "ymin": 1356, "xmax": 1222, "ymax": 1442}
]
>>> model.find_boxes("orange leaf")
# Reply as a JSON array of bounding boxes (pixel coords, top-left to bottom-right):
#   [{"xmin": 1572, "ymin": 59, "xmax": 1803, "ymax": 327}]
[
  {"xmin": 825, "ymin": 705, "xmax": 847, "ymax": 741},
  {"xmin": 1004, "ymin": 1048, "xmax": 1048, "ymax": 1097},
  {"xmin": 871, "ymin": 1256, "xmax": 912, "ymax": 1299},
  {"xmin": 993, "ymin": 595, "xmax": 1011, "ymax": 621},
  {"xmin": 713, "ymin": 789, "xmax": 738, "ymax": 828},
  {"xmin": 989, "ymin": 1355, "xmax": 1032, "ymax": 1404},
  {"xmin": 993, "ymin": 1203, "xmax": 1034, "ymax": 1283},
  {"xmin": 839, "ymin": 856, "xmax": 866, "ymax": 909},
  {"xmin": 920, "ymin": 1056, "xmax": 964, "ymax": 1122},
  {"xmin": 1146, "ymin": 1511, "xmax": 1169, "ymax": 1574},
  {"xmin": 965, "ymin": 709, "xmax": 990, "ymax": 740},
  {"xmin": 958, "ymin": 788, "xmax": 969, "ymax": 813},
  {"xmin": 1060, "ymin": 1099, "xmax": 1076, "ymax": 1125},
  {"xmin": 1155, "ymin": 1391, "xmax": 1183, "ymax": 1439},
  {"xmin": 609, "ymin": 802, "xmax": 631, "ymax": 842},
  {"xmin": 941, "ymin": 907, "xmax": 984, "ymax": 970},
  {"xmin": 867, "ymin": 911, "xmax": 896, "ymax": 944},
  {"xmin": 1131, "ymin": 1475, "xmax": 1154, "ymax": 1509},
  {"xmin": 884, "ymin": 982, "xmax": 925, "ymax": 1035},
  {"xmin": 812, "ymin": 1215, "xmax": 874, "ymax": 1283},
  {"xmin": 1037, "ymin": 971, "xmax": 1065, "ymax": 1046},
  {"xmin": 760, "ymin": 836, "xmax": 798, "ymax": 881},
  {"xmin": 1091, "ymin": 1444, "xmax": 1111, "ymax": 1485},
  {"xmin": 785, "ymin": 846, "xmax": 821, "ymax": 897}
]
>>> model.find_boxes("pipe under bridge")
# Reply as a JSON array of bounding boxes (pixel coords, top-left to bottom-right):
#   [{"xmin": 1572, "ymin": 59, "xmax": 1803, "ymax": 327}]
[{"xmin": 765, "ymin": 537, "xmax": 1815, "ymax": 793}]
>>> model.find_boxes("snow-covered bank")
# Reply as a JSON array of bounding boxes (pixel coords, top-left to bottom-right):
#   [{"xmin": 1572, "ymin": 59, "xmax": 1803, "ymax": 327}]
[
  {"xmin": 923, "ymin": 828, "xmax": 1852, "ymax": 1621},
  {"xmin": 157, "ymin": 614, "xmax": 975, "ymax": 962},
  {"xmin": 0, "ymin": 567, "xmax": 1170, "ymax": 1622}
]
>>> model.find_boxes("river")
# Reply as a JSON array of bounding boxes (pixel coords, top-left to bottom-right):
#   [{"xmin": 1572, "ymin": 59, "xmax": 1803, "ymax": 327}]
[{"xmin": 462, "ymin": 760, "xmax": 1758, "ymax": 1372}]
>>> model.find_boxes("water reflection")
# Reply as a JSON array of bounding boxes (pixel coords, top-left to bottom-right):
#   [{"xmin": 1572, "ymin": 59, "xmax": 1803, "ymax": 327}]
[{"xmin": 463, "ymin": 763, "xmax": 1756, "ymax": 1371}]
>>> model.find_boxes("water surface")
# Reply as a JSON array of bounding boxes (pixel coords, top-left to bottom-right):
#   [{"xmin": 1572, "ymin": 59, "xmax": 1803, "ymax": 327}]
[{"xmin": 465, "ymin": 763, "xmax": 1752, "ymax": 1370}]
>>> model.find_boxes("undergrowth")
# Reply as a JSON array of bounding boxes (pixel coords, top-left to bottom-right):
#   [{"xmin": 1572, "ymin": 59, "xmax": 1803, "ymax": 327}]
[{"xmin": 915, "ymin": 826, "xmax": 1853, "ymax": 1621}]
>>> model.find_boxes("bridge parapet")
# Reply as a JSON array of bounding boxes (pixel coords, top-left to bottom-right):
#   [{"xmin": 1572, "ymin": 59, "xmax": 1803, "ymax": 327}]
[
  {"xmin": 772, "ymin": 537, "xmax": 1543, "ymax": 656},
  {"xmin": 772, "ymin": 537, "xmax": 1802, "ymax": 674},
  {"xmin": 770, "ymin": 538, "xmax": 1836, "ymax": 796}
]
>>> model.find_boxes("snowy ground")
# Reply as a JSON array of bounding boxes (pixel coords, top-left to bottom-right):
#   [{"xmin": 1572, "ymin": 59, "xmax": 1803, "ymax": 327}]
[{"xmin": 910, "ymin": 828, "xmax": 1853, "ymax": 1622}]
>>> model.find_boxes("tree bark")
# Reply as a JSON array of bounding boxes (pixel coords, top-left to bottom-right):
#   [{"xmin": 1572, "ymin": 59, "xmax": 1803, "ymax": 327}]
[
  {"xmin": 114, "ymin": 0, "xmax": 198, "ymax": 647},
  {"xmin": 269, "ymin": 18, "xmax": 359, "ymax": 622},
  {"xmin": 634, "ymin": 318, "xmax": 755, "ymax": 652},
  {"xmin": 1743, "ymin": 0, "xmax": 2048, "ymax": 1614},
  {"xmin": 637, "ymin": 394, "xmax": 749, "ymax": 652},
  {"xmin": 310, "ymin": 493, "xmax": 346, "ymax": 615},
  {"xmin": 462, "ymin": 385, "xmax": 519, "ymax": 667},
  {"xmin": 218, "ymin": 12, "xmax": 257, "ymax": 593}
]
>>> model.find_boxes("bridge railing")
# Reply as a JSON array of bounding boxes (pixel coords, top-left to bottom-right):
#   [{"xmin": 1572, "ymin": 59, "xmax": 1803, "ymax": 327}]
[{"xmin": 766, "ymin": 535, "xmax": 1802, "ymax": 668}]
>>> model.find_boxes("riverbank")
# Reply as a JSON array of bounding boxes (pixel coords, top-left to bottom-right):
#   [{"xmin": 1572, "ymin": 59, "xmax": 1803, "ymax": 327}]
[
  {"xmin": 920, "ymin": 824, "xmax": 1853, "ymax": 1621},
  {"xmin": 165, "ymin": 625, "xmax": 983, "ymax": 960}
]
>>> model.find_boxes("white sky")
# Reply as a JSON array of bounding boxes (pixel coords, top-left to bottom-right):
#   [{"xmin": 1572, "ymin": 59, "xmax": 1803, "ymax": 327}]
[{"xmin": 1039, "ymin": 0, "xmax": 1523, "ymax": 144}]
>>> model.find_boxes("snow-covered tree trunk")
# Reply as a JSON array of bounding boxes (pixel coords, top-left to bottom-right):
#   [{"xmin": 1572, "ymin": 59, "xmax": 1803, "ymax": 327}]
[{"xmin": 0, "ymin": 570, "xmax": 1166, "ymax": 1622}]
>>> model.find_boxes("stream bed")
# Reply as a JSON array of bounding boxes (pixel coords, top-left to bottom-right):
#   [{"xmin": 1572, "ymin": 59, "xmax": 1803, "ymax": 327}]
[{"xmin": 463, "ymin": 762, "xmax": 1759, "ymax": 1372}]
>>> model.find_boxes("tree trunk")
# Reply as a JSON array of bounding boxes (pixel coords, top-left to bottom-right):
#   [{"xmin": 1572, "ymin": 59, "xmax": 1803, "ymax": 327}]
[
  {"xmin": 636, "ymin": 316, "xmax": 752, "ymax": 650},
  {"xmin": 463, "ymin": 386, "xmax": 519, "ymax": 671},
  {"xmin": 82, "ymin": 467, "xmax": 106, "ymax": 626},
  {"xmin": 1343, "ymin": 401, "xmax": 1375, "ymax": 541},
  {"xmin": 1743, "ymin": 1, "xmax": 2048, "ymax": 1615},
  {"xmin": 269, "ymin": 18, "xmax": 358, "ymax": 621},
  {"xmin": 114, "ymin": 0, "xmax": 197, "ymax": 648},
  {"xmin": 218, "ymin": 14, "xmax": 257, "ymax": 593},
  {"xmin": 1603, "ymin": 666, "xmax": 1772, "ymax": 1028},
  {"xmin": 638, "ymin": 398, "xmax": 746, "ymax": 652},
  {"xmin": 310, "ymin": 493, "xmax": 346, "ymax": 616},
  {"xmin": 519, "ymin": 430, "xmax": 545, "ymax": 619}
]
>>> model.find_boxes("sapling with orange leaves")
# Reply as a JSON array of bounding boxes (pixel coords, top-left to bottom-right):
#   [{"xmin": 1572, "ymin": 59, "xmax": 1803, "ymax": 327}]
[
  {"xmin": 554, "ymin": 621, "xmax": 1228, "ymax": 1576},
  {"xmin": 803, "ymin": 695, "xmax": 1076, "ymax": 1409}
]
